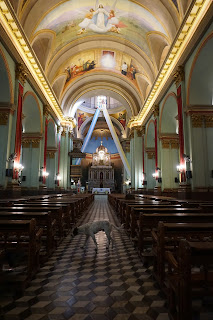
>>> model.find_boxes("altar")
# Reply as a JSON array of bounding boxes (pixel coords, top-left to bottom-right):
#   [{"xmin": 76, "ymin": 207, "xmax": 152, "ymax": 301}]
[
  {"xmin": 92, "ymin": 188, "xmax": 111, "ymax": 194},
  {"xmin": 88, "ymin": 141, "xmax": 115, "ymax": 192}
]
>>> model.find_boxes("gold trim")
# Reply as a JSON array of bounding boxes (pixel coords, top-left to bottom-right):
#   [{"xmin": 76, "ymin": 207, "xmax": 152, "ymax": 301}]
[
  {"xmin": 129, "ymin": 0, "xmax": 211, "ymax": 128},
  {"xmin": 0, "ymin": 1, "xmax": 75, "ymax": 129}
]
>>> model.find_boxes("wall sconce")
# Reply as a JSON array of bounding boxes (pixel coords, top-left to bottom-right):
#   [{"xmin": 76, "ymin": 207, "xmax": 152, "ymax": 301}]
[
  {"xmin": 176, "ymin": 164, "xmax": 185, "ymax": 172},
  {"xmin": 14, "ymin": 161, "xmax": 24, "ymax": 172},
  {"xmin": 55, "ymin": 173, "xmax": 62, "ymax": 184},
  {"xmin": 152, "ymin": 172, "xmax": 158, "ymax": 179},
  {"xmin": 124, "ymin": 178, "xmax": 131, "ymax": 186},
  {"xmin": 39, "ymin": 167, "xmax": 49, "ymax": 182},
  {"xmin": 43, "ymin": 171, "xmax": 49, "ymax": 177},
  {"xmin": 152, "ymin": 168, "xmax": 160, "ymax": 179}
]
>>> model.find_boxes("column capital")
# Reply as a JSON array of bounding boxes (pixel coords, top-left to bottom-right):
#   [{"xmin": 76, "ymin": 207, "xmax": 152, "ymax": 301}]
[
  {"xmin": 43, "ymin": 105, "xmax": 50, "ymax": 118},
  {"xmin": 173, "ymin": 65, "xmax": 185, "ymax": 87},
  {"xmin": 145, "ymin": 148, "xmax": 155, "ymax": 159},
  {"xmin": 22, "ymin": 133, "xmax": 43, "ymax": 148},
  {"xmin": 141, "ymin": 126, "xmax": 146, "ymax": 135},
  {"xmin": 129, "ymin": 128, "xmax": 134, "ymax": 140},
  {"xmin": 0, "ymin": 112, "xmax": 9, "ymax": 125},
  {"xmin": 120, "ymin": 139, "xmax": 130, "ymax": 153},
  {"xmin": 47, "ymin": 148, "xmax": 57, "ymax": 158},
  {"xmin": 204, "ymin": 115, "xmax": 213, "ymax": 128},
  {"xmin": 61, "ymin": 127, "xmax": 67, "ymax": 137},
  {"xmin": 153, "ymin": 105, "xmax": 159, "ymax": 118},
  {"xmin": 15, "ymin": 63, "xmax": 28, "ymax": 86},
  {"xmin": 57, "ymin": 125, "xmax": 61, "ymax": 133},
  {"xmin": 191, "ymin": 113, "xmax": 203, "ymax": 128},
  {"xmin": 134, "ymin": 126, "xmax": 143, "ymax": 137}
]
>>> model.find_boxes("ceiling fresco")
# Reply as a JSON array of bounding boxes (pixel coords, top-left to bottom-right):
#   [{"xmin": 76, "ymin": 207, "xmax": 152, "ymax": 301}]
[{"xmin": 33, "ymin": 0, "xmax": 169, "ymax": 57}]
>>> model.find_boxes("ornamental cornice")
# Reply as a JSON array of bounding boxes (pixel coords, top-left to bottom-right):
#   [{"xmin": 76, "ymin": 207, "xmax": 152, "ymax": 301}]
[
  {"xmin": 15, "ymin": 63, "xmax": 28, "ymax": 86},
  {"xmin": 173, "ymin": 65, "xmax": 185, "ymax": 87}
]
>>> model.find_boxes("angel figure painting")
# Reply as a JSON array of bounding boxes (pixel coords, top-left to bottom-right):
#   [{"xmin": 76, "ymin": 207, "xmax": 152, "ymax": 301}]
[{"xmin": 78, "ymin": 0, "xmax": 126, "ymax": 35}]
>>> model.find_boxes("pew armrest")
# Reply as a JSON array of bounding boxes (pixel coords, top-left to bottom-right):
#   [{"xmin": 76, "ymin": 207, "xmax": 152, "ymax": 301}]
[
  {"xmin": 36, "ymin": 228, "xmax": 43, "ymax": 240},
  {"xmin": 166, "ymin": 250, "xmax": 178, "ymax": 271},
  {"xmin": 151, "ymin": 230, "xmax": 158, "ymax": 243}
]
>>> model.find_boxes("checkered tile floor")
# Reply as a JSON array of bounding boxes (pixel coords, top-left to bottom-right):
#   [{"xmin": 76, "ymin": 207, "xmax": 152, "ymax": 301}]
[{"xmin": 0, "ymin": 195, "xmax": 170, "ymax": 319}]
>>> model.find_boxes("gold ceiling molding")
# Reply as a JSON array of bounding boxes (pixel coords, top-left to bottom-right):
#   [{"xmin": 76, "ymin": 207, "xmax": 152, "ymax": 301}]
[
  {"xmin": 128, "ymin": 0, "xmax": 211, "ymax": 129},
  {"xmin": 0, "ymin": 0, "xmax": 75, "ymax": 129}
]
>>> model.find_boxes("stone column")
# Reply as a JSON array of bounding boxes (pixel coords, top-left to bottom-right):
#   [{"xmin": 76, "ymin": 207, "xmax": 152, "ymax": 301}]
[
  {"xmin": 141, "ymin": 126, "xmax": 147, "ymax": 189},
  {"xmin": 22, "ymin": 135, "xmax": 42, "ymax": 190},
  {"xmin": 129, "ymin": 128, "xmax": 135, "ymax": 189},
  {"xmin": 59, "ymin": 127, "xmax": 69, "ymax": 190},
  {"xmin": 121, "ymin": 138, "xmax": 130, "ymax": 193},
  {"xmin": 7, "ymin": 64, "xmax": 27, "ymax": 194},
  {"xmin": 187, "ymin": 111, "xmax": 213, "ymax": 191},
  {"xmin": 46, "ymin": 148, "xmax": 57, "ymax": 189},
  {"xmin": 145, "ymin": 148, "xmax": 156, "ymax": 192},
  {"xmin": 0, "ymin": 104, "xmax": 15, "ymax": 188},
  {"xmin": 133, "ymin": 126, "xmax": 143, "ymax": 190},
  {"xmin": 173, "ymin": 66, "xmax": 191, "ymax": 197},
  {"xmin": 153, "ymin": 105, "xmax": 162, "ymax": 195},
  {"xmin": 160, "ymin": 136, "xmax": 179, "ymax": 191}
]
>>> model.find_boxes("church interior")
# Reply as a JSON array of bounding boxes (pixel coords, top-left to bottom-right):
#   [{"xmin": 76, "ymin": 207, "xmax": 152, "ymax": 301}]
[{"xmin": 0, "ymin": 0, "xmax": 213, "ymax": 319}]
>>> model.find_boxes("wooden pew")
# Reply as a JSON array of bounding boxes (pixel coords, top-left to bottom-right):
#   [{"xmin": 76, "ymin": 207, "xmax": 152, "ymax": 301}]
[
  {"xmin": 0, "ymin": 211, "xmax": 56, "ymax": 258},
  {"xmin": 0, "ymin": 206, "xmax": 65, "ymax": 241},
  {"xmin": 0, "ymin": 219, "xmax": 43, "ymax": 290},
  {"xmin": 152, "ymin": 221, "xmax": 213, "ymax": 288},
  {"xmin": 166, "ymin": 240, "xmax": 213, "ymax": 320},
  {"xmin": 124, "ymin": 203, "xmax": 183, "ymax": 231},
  {"xmin": 130, "ymin": 207, "xmax": 202, "ymax": 239},
  {"xmin": 14, "ymin": 202, "xmax": 72, "ymax": 232},
  {"xmin": 137, "ymin": 212, "xmax": 213, "ymax": 257}
]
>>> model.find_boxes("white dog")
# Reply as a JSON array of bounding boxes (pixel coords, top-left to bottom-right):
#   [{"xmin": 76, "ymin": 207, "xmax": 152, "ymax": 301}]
[{"xmin": 72, "ymin": 220, "xmax": 123, "ymax": 250}]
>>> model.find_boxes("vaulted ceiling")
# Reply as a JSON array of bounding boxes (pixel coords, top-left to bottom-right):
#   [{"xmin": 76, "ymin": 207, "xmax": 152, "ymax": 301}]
[{"xmin": 9, "ymin": 0, "xmax": 193, "ymax": 121}]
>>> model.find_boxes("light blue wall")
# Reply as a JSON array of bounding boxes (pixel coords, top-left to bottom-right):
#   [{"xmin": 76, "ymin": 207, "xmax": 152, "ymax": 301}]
[{"xmin": 84, "ymin": 137, "xmax": 118, "ymax": 154}]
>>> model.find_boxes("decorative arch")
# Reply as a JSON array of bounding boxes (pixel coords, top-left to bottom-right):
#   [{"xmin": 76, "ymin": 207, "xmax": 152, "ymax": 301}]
[
  {"xmin": 187, "ymin": 32, "xmax": 213, "ymax": 105},
  {"xmin": 22, "ymin": 91, "xmax": 42, "ymax": 133},
  {"xmin": 62, "ymin": 73, "xmax": 142, "ymax": 118},
  {"xmin": 159, "ymin": 92, "xmax": 178, "ymax": 134},
  {"xmin": 0, "ymin": 47, "xmax": 14, "ymax": 104}
]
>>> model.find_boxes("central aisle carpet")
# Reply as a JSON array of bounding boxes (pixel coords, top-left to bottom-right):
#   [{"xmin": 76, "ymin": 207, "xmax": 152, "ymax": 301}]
[{"xmin": 3, "ymin": 195, "xmax": 169, "ymax": 320}]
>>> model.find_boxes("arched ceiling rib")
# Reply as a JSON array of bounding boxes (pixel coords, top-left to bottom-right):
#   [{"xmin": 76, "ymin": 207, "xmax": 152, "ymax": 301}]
[{"xmin": 61, "ymin": 72, "xmax": 143, "ymax": 117}]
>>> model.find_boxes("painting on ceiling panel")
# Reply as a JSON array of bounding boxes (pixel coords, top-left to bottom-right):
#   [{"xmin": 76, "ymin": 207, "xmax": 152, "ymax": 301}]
[
  {"xmin": 65, "ymin": 51, "xmax": 96, "ymax": 85},
  {"xmin": 34, "ymin": 0, "xmax": 167, "ymax": 56},
  {"xmin": 112, "ymin": 111, "xmax": 126, "ymax": 129},
  {"xmin": 77, "ymin": 110, "xmax": 92, "ymax": 128}
]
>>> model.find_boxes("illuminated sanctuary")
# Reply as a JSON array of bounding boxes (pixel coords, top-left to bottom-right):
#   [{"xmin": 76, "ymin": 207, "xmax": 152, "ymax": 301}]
[{"xmin": 88, "ymin": 141, "xmax": 115, "ymax": 191}]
